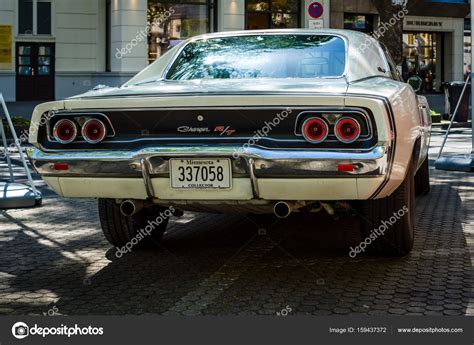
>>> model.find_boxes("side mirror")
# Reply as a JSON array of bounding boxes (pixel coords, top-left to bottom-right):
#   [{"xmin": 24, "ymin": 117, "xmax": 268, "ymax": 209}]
[{"xmin": 407, "ymin": 75, "xmax": 422, "ymax": 93}]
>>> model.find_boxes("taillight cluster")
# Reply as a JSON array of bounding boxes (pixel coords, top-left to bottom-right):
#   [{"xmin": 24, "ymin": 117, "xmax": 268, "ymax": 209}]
[
  {"xmin": 334, "ymin": 117, "xmax": 361, "ymax": 144},
  {"xmin": 302, "ymin": 116, "xmax": 361, "ymax": 144},
  {"xmin": 302, "ymin": 118, "xmax": 328, "ymax": 144},
  {"xmin": 52, "ymin": 119, "xmax": 77, "ymax": 144},
  {"xmin": 81, "ymin": 119, "xmax": 107, "ymax": 144},
  {"xmin": 52, "ymin": 118, "xmax": 107, "ymax": 144}
]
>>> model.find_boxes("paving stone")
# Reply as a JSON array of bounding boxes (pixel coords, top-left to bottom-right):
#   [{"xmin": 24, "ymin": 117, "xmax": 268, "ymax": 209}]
[{"xmin": 0, "ymin": 134, "xmax": 473, "ymax": 316}]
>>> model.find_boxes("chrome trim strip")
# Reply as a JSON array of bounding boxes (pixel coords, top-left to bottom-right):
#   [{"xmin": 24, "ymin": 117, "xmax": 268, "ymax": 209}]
[
  {"xmin": 141, "ymin": 158, "xmax": 155, "ymax": 198},
  {"xmin": 28, "ymin": 145, "xmax": 387, "ymax": 161},
  {"xmin": 28, "ymin": 145, "xmax": 388, "ymax": 179},
  {"xmin": 248, "ymin": 158, "xmax": 260, "ymax": 198},
  {"xmin": 75, "ymin": 91, "xmax": 349, "ymax": 100}
]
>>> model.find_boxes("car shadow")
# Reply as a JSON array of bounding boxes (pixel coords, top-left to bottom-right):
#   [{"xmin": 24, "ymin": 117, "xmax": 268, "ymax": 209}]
[{"xmin": 0, "ymin": 168, "xmax": 472, "ymax": 316}]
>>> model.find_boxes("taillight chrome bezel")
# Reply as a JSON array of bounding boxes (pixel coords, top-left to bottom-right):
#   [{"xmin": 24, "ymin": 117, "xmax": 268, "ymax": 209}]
[
  {"xmin": 334, "ymin": 117, "xmax": 361, "ymax": 144},
  {"xmin": 81, "ymin": 118, "xmax": 107, "ymax": 144},
  {"xmin": 294, "ymin": 109, "xmax": 374, "ymax": 146},
  {"xmin": 47, "ymin": 113, "xmax": 115, "ymax": 145},
  {"xmin": 302, "ymin": 117, "xmax": 329, "ymax": 144},
  {"xmin": 52, "ymin": 119, "xmax": 77, "ymax": 144}
]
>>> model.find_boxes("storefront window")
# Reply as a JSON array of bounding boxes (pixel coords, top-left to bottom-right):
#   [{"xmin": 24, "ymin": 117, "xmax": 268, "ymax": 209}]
[
  {"xmin": 343, "ymin": 14, "xmax": 374, "ymax": 33},
  {"xmin": 402, "ymin": 33, "xmax": 438, "ymax": 92},
  {"xmin": 464, "ymin": 36, "xmax": 471, "ymax": 78},
  {"xmin": 148, "ymin": 0, "xmax": 212, "ymax": 64},
  {"xmin": 246, "ymin": 0, "xmax": 300, "ymax": 30},
  {"xmin": 464, "ymin": 19, "xmax": 471, "ymax": 78}
]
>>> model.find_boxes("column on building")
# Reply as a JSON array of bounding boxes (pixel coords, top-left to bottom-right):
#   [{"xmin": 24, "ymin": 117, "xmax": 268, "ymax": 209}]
[
  {"xmin": 219, "ymin": 0, "xmax": 245, "ymax": 31},
  {"xmin": 110, "ymin": 0, "xmax": 148, "ymax": 73},
  {"xmin": 55, "ymin": 0, "xmax": 108, "ymax": 99}
]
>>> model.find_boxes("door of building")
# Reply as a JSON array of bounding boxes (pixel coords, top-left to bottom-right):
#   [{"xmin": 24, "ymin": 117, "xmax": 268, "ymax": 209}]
[{"xmin": 16, "ymin": 43, "xmax": 55, "ymax": 101}]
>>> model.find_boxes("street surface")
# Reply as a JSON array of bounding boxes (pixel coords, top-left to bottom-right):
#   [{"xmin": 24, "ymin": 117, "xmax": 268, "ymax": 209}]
[{"xmin": 0, "ymin": 129, "xmax": 473, "ymax": 316}]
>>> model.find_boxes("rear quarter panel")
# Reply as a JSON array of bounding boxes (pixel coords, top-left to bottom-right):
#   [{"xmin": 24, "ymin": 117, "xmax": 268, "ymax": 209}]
[{"xmin": 348, "ymin": 77, "xmax": 421, "ymax": 198}]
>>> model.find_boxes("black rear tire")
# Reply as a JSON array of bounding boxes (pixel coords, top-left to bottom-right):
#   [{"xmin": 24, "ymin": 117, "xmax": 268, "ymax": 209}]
[
  {"xmin": 357, "ymin": 159, "xmax": 415, "ymax": 257},
  {"xmin": 415, "ymin": 156, "xmax": 430, "ymax": 197},
  {"xmin": 98, "ymin": 199, "xmax": 170, "ymax": 249}
]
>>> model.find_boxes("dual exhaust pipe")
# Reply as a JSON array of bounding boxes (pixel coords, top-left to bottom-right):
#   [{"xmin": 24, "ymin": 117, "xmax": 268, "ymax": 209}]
[
  {"xmin": 120, "ymin": 199, "xmax": 184, "ymax": 217},
  {"xmin": 120, "ymin": 199, "xmax": 294, "ymax": 219},
  {"xmin": 273, "ymin": 201, "xmax": 293, "ymax": 219},
  {"xmin": 120, "ymin": 199, "xmax": 143, "ymax": 216}
]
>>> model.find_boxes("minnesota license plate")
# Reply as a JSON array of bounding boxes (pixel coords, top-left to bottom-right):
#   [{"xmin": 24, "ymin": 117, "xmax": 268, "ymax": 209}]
[{"xmin": 170, "ymin": 158, "xmax": 232, "ymax": 189}]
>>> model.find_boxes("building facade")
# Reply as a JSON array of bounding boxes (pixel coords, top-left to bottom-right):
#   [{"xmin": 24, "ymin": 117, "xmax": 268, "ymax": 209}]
[
  {"xmin": 0, "ymin": 0, "xmax": 468, "ymax": 101},
  {"xmin": 330, "ymin": 0, "xmax": 469, "ymax": 92}
]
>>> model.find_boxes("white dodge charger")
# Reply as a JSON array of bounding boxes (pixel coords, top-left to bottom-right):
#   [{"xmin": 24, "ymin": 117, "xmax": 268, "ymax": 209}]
[{"xmin": 27, "ymin": 29, "xmax": 431, "ymax": 256}]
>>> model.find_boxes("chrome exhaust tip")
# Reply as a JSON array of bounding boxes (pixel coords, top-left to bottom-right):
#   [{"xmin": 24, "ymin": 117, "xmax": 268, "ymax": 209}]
[
  {"xmin": 120, "ymin": 200, "xmax": 142, "ymax": 217},
  {"xmin": 273, "ymin": 201, "xmax": 292, "ymax": 219}
]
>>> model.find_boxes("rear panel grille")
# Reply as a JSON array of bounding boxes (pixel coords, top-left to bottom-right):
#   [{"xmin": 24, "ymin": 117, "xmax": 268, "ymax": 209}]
[{"xmin": 39, "ymin": 107, "xmax": 378, "ymax": 151}]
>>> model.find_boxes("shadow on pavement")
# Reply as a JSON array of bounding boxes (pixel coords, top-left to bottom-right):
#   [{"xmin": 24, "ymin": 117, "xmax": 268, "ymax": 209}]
[{"xmin": 0, "ymin": 168, "xmax": 472, "ymax": 316}]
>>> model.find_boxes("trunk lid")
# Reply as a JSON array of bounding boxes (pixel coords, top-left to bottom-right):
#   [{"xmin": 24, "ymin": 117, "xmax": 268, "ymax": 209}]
[{"xmin": 69, "ymin": 78, "xmax": 349, "ymax": 99}]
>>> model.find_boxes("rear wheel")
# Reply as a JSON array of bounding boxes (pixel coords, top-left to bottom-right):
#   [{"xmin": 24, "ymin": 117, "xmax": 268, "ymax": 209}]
[
  {"xmin": 98, "ymin": 199, "xmax": 169, "ymax": 249},
  {"xmin": 357, "ymin": 159, "xmax": 415, "ymax": 257},
  {"xmin": 415, "ymin": 156, "xmax": 430, "ymax": 197}
]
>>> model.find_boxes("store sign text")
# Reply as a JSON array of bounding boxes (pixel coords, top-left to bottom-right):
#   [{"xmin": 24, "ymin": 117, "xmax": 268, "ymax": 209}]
[{"xmin": 405, "ymin": 20, "xmax": 444, "ymax": 28}]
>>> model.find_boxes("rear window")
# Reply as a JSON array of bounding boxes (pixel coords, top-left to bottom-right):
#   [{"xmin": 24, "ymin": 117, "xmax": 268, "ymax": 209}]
[{"xmin": 166, "ymin": 35, "xmax": 346, "ymax": 80}]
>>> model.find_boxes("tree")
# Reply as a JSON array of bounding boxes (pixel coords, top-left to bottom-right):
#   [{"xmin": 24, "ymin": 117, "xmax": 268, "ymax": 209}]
[{"xmin": 370, "ymin": 0, "xmax": 408, "ymax": 65}]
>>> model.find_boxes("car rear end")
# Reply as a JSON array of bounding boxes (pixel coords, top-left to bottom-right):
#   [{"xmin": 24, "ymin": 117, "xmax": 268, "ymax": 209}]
[
  {"xmin": 27, "ymin": 30, "xmax": 422, "ymax": 256},
  {"xmin": 27, "ymin": 88, "xmax": 394, "ymax": 205}
]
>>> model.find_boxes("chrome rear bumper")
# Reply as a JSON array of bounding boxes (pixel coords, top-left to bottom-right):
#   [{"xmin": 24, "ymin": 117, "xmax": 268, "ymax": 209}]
[
  {"xmin": 27, "ymin": 145, "xmax": 390, "ymax": 201},
  {"xmin": 28, "ymin": 145, "xmax": 388, "ymax": 177},
  {"xmin": 28, "ymin": 145, "xmax": 389, "ymax": 200}
]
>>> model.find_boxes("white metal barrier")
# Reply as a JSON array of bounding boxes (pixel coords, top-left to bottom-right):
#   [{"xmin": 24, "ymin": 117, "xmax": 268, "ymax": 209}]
[{"xmin": 0, "ymin": 93, "xmax": 42, "ymax": 209}]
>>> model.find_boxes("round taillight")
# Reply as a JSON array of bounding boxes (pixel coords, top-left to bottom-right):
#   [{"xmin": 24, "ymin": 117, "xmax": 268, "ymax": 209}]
[
  {"xmin": 82, "ymin": 119, "xmax": 107, "ymax": 144},
  {"xmin": 53, "ymin": 119, "xmax": 77, "ymax": 144},
  {"xmin": 302, "ymin": 117, "xmax": 329, "ymax": 144},
  {"xmin": 335, "ymin": 117, "xmax": 361, "ymax": 144}
]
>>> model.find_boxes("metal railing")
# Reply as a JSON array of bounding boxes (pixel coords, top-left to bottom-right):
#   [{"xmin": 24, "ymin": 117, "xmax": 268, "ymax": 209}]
[{"xmin": 0, "ymin": 93, "xmax": 41, "ymax": 199}]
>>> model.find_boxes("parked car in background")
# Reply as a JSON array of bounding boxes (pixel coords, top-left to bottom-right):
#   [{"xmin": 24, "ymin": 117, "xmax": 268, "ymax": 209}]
[{"xmin": 27, "ymin": 29, "xmax": 431, "ymax": 256}]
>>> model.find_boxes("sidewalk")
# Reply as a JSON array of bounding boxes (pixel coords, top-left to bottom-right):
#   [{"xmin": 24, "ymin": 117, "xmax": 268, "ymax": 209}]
[{"xmin": 0, "ymin": 127, "xmax": 472, "ymax": 316}]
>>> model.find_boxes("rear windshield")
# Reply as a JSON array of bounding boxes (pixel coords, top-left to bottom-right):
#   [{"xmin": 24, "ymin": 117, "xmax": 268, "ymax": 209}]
[{"xmin": 166, "ymin": 35, "xmax": 346, "ymax": 80}]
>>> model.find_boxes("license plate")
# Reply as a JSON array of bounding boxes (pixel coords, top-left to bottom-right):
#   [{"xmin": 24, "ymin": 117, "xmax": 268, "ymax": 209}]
[{"xmin": 170, "ymin": 158, "xmax": 232, "ymax": 189}]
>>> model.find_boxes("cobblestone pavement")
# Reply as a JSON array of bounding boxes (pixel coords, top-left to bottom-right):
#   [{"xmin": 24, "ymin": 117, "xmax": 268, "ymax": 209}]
[{"xmin": 0, "ymin": 131, "xmax": 473, "ymax": 316}]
